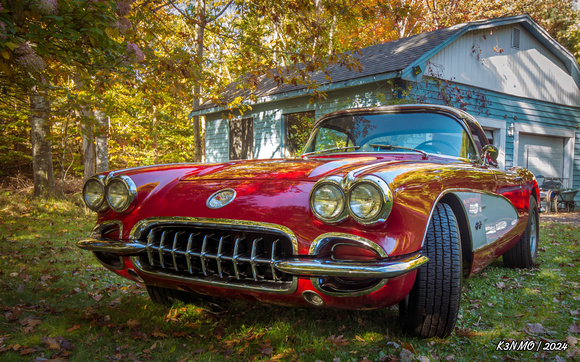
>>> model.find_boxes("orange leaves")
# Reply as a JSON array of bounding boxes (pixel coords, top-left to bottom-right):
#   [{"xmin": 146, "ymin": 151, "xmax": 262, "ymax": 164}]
[
  {"xmin": 19, "ymin": 317, "xmax": 42, "ymax": 334},
  {"xmin": 327, "ymin": 334, "xmax": 349, "ymax": 347}
]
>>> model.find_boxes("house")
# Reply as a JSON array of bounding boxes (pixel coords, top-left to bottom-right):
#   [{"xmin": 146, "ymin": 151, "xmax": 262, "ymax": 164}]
[{"xmin": 190, "ymin": 14, "xmax": 580, "ymax": 201}]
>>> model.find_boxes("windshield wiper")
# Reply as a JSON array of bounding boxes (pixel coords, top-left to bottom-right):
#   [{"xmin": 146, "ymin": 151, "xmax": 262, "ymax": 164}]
[
  {"xmin": 302, "ymin": 145, "xmax": 361, "ymax": 157},
  {"xmin": 368, "ymin": 144, "xmax": 428, "ymax": 159}
]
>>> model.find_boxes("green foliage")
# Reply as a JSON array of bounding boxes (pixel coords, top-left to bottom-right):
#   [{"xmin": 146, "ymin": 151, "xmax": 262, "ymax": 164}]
[{"xmin": 1, "ymin": 0, "xmax": 580, "ymax": 187}]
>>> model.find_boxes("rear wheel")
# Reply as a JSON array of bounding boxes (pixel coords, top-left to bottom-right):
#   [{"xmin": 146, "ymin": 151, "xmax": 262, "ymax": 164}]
[
  {"xmin": 503, "ymin": 196, "xmax": 539, "ymax": 268},
  {"xmin": 146, "ymin": 285, "xmax": 197, "ymax": 306},
  {"xmin": 399, "ymin": 203, "xmax": 462, "ymax": 338}
]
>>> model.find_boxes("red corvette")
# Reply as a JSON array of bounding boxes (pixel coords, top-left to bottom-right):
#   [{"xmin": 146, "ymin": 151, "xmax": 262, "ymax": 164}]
[{"xmin": 78, "ymin": 104, "xmax": 539, "ymax": 338}]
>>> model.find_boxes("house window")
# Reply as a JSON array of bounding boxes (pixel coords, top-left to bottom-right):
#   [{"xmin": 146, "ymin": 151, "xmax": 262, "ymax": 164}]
[
  {"xmin": 483, "ymin": 128, "xmax": 496, "ymax": 146},
  {"xmin": 511, "ymin": 28, "xmax": 520, "ymax": 49},
  {"xmin": 284, "ymin": 111, "xmax": 315, "ymax": 157},
  {"xmin": 229, "ymin": 117, "xmax": 253, "ymax": 160}
]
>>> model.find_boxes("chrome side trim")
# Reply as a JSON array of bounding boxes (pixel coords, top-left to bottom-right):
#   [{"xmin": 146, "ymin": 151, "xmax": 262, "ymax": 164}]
[
  {"xmin": 90, "ymin": 220, "xmax": 124, "ymax": 238},
  {"xmin": 131, "ymin": 257, "xmax": 298, "ymax": 294},
  {"xmin": 275, "ymin": 253, "xmax": 428, "ymax": 278},
  {"xmin": 313, "ymin": 278, "xmax": 388, "ymax": 298},
  {"xmin": 308, "ymin": 232, "xmax": 388, "ymax": 257},
  {"xmin": 77, "ymin": 237, "xmax": 146, "ymax": 255},
  {"xmin": 129, "ymin": 217, "xmax": 299, "ymax": 254}
]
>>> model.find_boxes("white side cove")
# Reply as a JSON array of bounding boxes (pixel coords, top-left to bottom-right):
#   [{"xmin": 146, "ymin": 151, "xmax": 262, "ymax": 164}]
[{"xmin": 454, "ymin": 191, "xmax": 519, "ymax": 251}]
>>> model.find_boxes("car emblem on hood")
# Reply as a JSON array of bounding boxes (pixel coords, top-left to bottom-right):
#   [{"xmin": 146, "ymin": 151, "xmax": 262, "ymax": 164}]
[{"xmin": 206, "ymin": 189, "xmax": 236, "ymax": 209}]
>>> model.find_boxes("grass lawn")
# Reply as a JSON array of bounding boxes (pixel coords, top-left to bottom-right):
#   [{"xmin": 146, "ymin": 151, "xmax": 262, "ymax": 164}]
[{"xmin": 0, "ymin": 189, "xmax": 578, "ymax": 361}]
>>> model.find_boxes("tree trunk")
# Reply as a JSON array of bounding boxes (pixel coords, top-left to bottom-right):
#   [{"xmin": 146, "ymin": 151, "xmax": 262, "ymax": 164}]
[
  {"xmin": 193, "ymin": 3, "xmax": 206, "ymax": 163},
  {"xmin": 29, "ymin": 85, "xmax": 55, "ymax": 198},
  {"xmin": 95, "ymin": 109, "xmax": 109, "ymax": 172},
  {"xmin": 81, "ymin": 118, "xmax": 95, "ymax": 182}
]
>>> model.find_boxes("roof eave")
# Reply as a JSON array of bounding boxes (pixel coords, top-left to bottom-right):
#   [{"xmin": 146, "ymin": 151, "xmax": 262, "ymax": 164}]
[{"xmin": 189, "ymin": 71, "xmax": 400, "ymax": 117}]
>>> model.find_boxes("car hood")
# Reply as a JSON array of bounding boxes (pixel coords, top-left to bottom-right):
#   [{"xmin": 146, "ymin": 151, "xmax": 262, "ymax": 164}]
[{"xmin": 180, "ymin": 155, "xmax": 426, "ymax": 182}]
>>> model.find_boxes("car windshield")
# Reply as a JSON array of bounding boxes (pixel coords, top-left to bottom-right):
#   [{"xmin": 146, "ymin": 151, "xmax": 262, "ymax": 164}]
[{"xmin": 303, "ymin": 112, "xmax": 478, "ymax": 159}]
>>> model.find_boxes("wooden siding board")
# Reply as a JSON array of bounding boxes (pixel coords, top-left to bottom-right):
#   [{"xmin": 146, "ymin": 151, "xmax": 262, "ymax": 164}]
[
  {"xmin": 254, "ymin": 110, "xmax": 283, "ymax": 159},
  {"xmin": 205, "ymin": 118, "xmax": 229, "ymax": 163},
  {"xmin": 575, "ymin": 132, "xmax": 580, "ymax": 202},
  {"xmin": 411, "ymin": 81, "xmax": 580, "ymax": 130},
  {"xmin": 426, "ymin": 25, "xmax": 579, "ymax": 106}
]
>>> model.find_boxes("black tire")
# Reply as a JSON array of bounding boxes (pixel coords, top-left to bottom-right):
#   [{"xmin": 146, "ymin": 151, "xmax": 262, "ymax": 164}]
[
  {"xmin": 503, "ymin": 196, "xmax": 539, "ymax": 268},
  {"xmin": 399, "ymin": 203, "xmax": 462, "ymax": 338},
  {"xmin": 146, "ymin": 285, "xmax": 197, "ymax": 306}
]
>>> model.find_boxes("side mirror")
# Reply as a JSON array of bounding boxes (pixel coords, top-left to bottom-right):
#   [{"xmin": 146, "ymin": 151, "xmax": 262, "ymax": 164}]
[{"xmin": 481, "ymin": 144, "xmax": 499, "ymax": 167}]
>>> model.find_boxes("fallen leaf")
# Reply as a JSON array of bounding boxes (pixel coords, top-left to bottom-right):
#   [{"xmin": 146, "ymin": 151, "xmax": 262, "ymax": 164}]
[
  {"xmin": 89, "ymin": 292, "xmax": 103, "ymax": 302},
  {"xmin": 19, "ymin": 317, "xmax": 42, "ymax": 334},
  {"xmin": 565, "ymin": 335, "xmax": 578, "ymax": 347},
  {"xmin": 495, "ymin": 282, "xmax": 507, "ymax": 290},
  {"xmin": 126, "ymin": 319, "xmax": 140, "ymax": 329},
  {"xmin": 260, "ymin": 346, "xmax": 274, "ymax": 356},
  {"xmin": 67, "ymin": 324, "xmax": 82, "ymax": 332},
  {"xmin": 569, "ymin": 324, "xmax": 580, "ymax": 334},
  {"xmin": 525, "ymin": 323, "xmax": 547, "ymax": 335},
  {"xmin": 327, "ymin": 334, "xmax": 349, "ymax": 346},
  {"xmin": 59, "ymin": 337, "xmax": 74, "ymax": 350},
  {"xmin": 5, "ymin": 307, "xmax": 22, "ymax": 322},
  {"xmin": 401, "ymin": 342, "xmax": 416, "ymax": 353},
  {"xmin": 399, "ymin": 348, "xmax": 414, "ymax": 362},
  {"xmin": 43, "ymin": 336, "xmax": 61, "ymax": 350},
  {"xmin": 19, "ymin": 347, "xmax": 36, "ymax": 356},
  {"xmin": 109, "ymin": 297, "xmax": 122, "ymax": 308}
]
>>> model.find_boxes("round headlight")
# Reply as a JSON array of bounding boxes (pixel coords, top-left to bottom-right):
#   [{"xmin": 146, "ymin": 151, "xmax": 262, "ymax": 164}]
[
  {"xmin": 349, "ymin": 182, "xmax": 383, "ymax": 221},
  {"xmin": 83, "ymin": 177, "xmax": 105, "ymax": 211},
  {"xmin": 311, "ymin": 183, "xmax": 345, "ymax": 222},
  {"xmin": 106, "ymin": 176, "xmax": 136, "ymax": 212}
]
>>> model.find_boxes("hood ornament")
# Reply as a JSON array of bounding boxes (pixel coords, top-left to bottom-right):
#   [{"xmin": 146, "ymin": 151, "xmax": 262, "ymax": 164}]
[{"xmin": 206, "ymin": 189, "xmax": 236, "ymax": 209}]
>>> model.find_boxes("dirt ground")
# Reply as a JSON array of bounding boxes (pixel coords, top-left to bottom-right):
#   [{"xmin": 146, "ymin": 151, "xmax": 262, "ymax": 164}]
[{"xmin": 540, "ymin": 210, "xmax": 580, "ymax": 226}]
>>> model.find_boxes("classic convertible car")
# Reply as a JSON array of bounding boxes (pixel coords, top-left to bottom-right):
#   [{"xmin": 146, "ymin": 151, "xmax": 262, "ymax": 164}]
[{"xmin": 78, "ymin": 104, "xmax": 539, "ymax": 338}]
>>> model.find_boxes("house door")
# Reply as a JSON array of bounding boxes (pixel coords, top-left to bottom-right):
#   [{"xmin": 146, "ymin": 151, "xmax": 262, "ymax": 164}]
[
  {"xmin": 229, "ymin": 118, "xmax": 253, "ymax": 160},
  {"xmin": 518, "ymin": 133, "xmax": 564, "ymax": 182}
]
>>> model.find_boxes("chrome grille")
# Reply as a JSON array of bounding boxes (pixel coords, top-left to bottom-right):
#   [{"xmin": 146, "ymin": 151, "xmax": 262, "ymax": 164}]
[{"xmin": 135, "ymin": 225, "xmax": 294, "ymax": 290}]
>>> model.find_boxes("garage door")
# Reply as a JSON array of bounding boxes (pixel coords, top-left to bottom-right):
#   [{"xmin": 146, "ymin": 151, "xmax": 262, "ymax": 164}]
[{"xmin": 518, "ymin": 133, "xmax": 564, "ymax": 179}]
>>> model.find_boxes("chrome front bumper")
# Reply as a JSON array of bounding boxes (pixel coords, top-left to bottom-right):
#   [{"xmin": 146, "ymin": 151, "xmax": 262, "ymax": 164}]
[{"xmin": 77, "ymin": 237, "xmax": 428, "ymax": 279}]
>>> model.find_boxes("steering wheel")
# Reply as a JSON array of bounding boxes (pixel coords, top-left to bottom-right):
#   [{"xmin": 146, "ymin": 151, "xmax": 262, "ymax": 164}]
[{"xmin": 415, "ymin": 139, "xmax": 458, "ymax": 156}]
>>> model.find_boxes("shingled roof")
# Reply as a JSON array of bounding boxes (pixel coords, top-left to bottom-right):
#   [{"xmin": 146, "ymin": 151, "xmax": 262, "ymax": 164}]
[
  {"xmin": 193, "ymin": 14, "xmax": 580, "ymax": 114},
  {"xmin": 194, "ymin": 23, "xmax": 467, "ymax": 112}
]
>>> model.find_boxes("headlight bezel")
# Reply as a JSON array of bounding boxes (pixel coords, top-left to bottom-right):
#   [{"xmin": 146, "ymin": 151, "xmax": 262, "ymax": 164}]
[
  {"xmin": 82, "ymin": 175, "xmax": 107, "ymax": 212},
  {"xmin": 105, "ymin": 175, "xmax": 137, "ymax": 213},
  {"xmin": 309, "ymin": 176, "xmax": 348, "ymax": 223},
  {"xmin": 310, "ymin": 175, "xmax": 393, "ymax": 225},
  {"xmin": 347, "ymin": 176, "xmax": 393, "ymax": 225}
]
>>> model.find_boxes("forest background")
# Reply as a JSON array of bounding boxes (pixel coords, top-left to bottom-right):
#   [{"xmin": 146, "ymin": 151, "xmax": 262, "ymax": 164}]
[{"xmin": 1, "ymin": 0, "xmax": 580, "ymax": 198}]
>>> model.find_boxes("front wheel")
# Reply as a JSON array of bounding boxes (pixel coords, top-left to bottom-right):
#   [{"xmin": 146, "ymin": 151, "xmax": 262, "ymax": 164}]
[
  {"xmin": 399, "ymin": 203, "xmax": 462, "ymax": 338},
  {"xmin": 503, "ymin": 196, "xmax": 539, "ymax": 268}
]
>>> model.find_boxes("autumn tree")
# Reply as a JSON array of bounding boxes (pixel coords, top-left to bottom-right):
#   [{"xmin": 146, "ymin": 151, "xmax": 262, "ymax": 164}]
[{"xmin": 0, "ymin": 0, "xmax": 136, "ymax": 197}]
